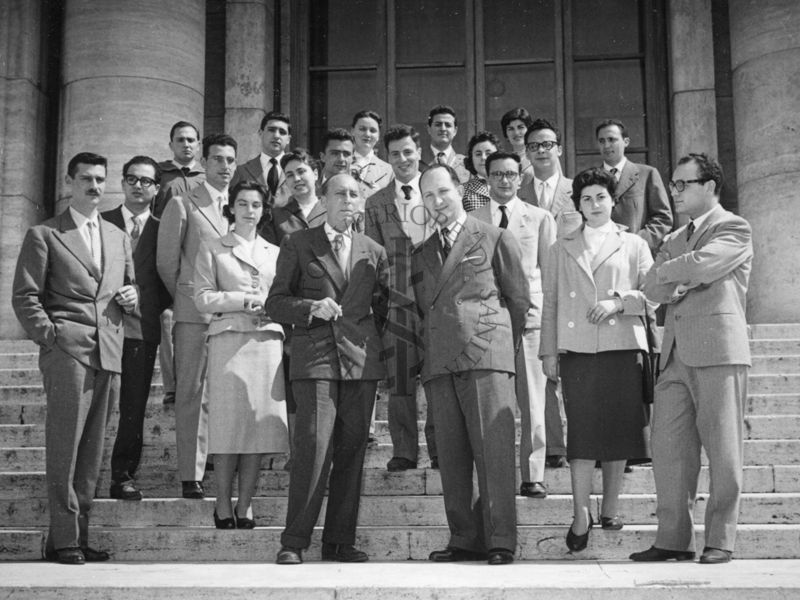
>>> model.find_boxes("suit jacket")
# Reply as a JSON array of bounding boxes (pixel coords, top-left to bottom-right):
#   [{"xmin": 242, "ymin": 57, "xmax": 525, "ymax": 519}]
[
  {"xmin": 12, "ymin": 210, "xmax": 136, "ymax": 373},
  {"xmin": 232, "ymin": 154, "xmax": 290, "ymax": 207},
  {"xmin": 152, "ymin": 160, "xmax": 205, "ymax": 218},
  {"xmin": 411, "ymin": 215, "xmax": 530, "ymax": 381},
  {"xmin": 473, "ymin": 200, "xmax": 556, "ymax": 329},
  {"xmin": 193, "ymin": 232, "xmax": 285, "ymax": 338},
  {"xmin": 518, "ymin": 175, "xmax": 580, "ymax": 236},
  {"xmin": 644, "ymin": 204, "xmax": 752, "ymax": 368},
  {"xmin": 266, "ymin": 226, "xmax": 389, "ymax": 381},
  {"xmin": 420, "ymin": 148, "xmax": 470, "ymax": 183},
  {"xmin": 157, "ymin": 184, "xmax": 229, "ymax": 324},
  {"xmin": 610, "ymin": 161, "xmax": 673, "ymax": 253},
  {"xmin": 101, "ymin": 207, "xmax": 170, "ymax": 343},
  {"xmin": 260, "ymin": 197, "xmax": 327, "ymax": 246},
  {"xmin": 539, "ymin": 224, "xmax": 653, "ymax": 357}
]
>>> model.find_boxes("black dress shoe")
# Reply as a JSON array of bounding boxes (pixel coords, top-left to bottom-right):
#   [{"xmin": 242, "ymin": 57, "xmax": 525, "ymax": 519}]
[
  {"xmin": 600, "ymin": 515, "xmax": 624, "ymax": 530},
  {"xmin": 566, "ymin": 515, "xmax": 594, "ymax": 552},
  {"xmin": 700, "ymin": 547, "xmax": 732, "ymax": 564},
  {"xmin": 629, "ymin": 546, "xmax": 696, "ymax": 562},
  {"xmin": 80, "ymin": 546, "xmax": 111, "ymax": 562},
  {"xmin": 487, "ymin": 548, "xmax": 514, "ymax": 565},
  {"xmin": 546, "ymin": 455, "xmax": 567, "ymax": 468},
  {"xmin": 45, "ymin": 547, "xmax": 85, "ymax": 565},
  {"xmin": 429, "ymin": 546, "xmax": 487, "ymax": 562},
  {"xmin": 213, "ymin": 509, "xmax": 236, "ymax": 529},
  {"xmin": 182, "ymin": 480, "xmax": 204, "ymax": 499},
  {"xmin": 321, "ymin": 543, "xmax": 368, "ymax": 562},
  {"xmin": 109, "ymin": 481, "xmax": 143, "ymax": 501},
  {"xmin": 386, "ymin": 457, "xmax": 417, "ymax": 471},
  {"xmin": 519, "ymin": 481, "xmax": 547, "ymax": 498},
  {"xmin": 276, "ymin": 546, "xmax": 303, "ymax": 565},
  {"xmin": 234, "ymin": 504, "xmax": 256, "ymax": 529}
]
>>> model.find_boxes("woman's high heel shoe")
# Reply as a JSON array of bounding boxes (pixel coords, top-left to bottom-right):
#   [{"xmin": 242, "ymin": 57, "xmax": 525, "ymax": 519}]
[
  {"xmin": 566, "ymin": 514, "xmax": 594, "ymax": 552},
  {"xmin": 213, "ymin": 509, "xmax": 236, "ymax": 530},
  {"xmin": 234, "ymin": 504, "xmax": 256, "ymax": 529}
]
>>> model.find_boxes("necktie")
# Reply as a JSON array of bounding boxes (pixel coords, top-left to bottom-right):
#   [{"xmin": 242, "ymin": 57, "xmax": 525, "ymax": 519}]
[
  {"xmin": 181, "ymin": 166, "xmax": 191, "ymax": 176},
  {"xmin": 332, "ymin": 233, "xmax": 348, "ymax": 277},
  {"xmin": 498, "ymin": 205, "xmax": 509, "ymax": 229},
  {"xmin": 401, "ymin": 184, "xmax": 413, "ymax": 200},
  {"xmin": 686, "ymin": 220, "xmax": 695, "ymax": 240},
  {"xmin": 218, "ymin": 196, "xmax": 226, "ymax": 219},
  {"xmin": 437, "ymin": 152, "xmax": 446, "ymax": 165},
  {"xmin": 609, "ymin": 167, "xmax": 619, "ymax": 179},
  {"xmin": 87, "ymin": 221, "xmax": 101, "ymax": 269},
  {"xmin": 130, "ymin": 216, "xmax": 141, "ymax": 251},
  {"xmin": 267, "ymin": 158, "xmax": 279, "ymax": 196},
  {"xmin": 440, "ymin": 227, "xmax": 451, "ymax": 260}
]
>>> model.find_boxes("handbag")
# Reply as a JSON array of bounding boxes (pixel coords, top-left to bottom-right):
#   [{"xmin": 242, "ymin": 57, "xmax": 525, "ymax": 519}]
[{"xmin": 640, "ymin": 308, "xmax": 661, "ymax": 405}]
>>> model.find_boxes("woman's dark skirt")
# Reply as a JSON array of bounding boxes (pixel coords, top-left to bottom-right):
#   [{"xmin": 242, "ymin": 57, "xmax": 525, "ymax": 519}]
[{"xmin": 560, "ymin": 350, "xmax": 650, "ymax": 463}]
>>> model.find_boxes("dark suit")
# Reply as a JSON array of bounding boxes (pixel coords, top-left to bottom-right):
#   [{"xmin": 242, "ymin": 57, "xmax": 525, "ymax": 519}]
[
  {"xmin": 364, "ymin": 183, "xmax": 436, "ymax": 464},
  {"xmin": 610, "ymin": 161, "xmax": 673, "ymax": 254},
  {"xmin": 411, "ymin": 215, "xmax": 529, "ymax": 553},
  {"xmin": 12, "ymin": 210, "xmax": 135, "ymax": 551},
  {"xmin": 102, "ymin": 208, "xmax": 170, "ymax": 486},
  {"xmin": 267, "ymin": 226, "xmax": 389, "ymax": 549},
  {"xmin": 232, "ymin": 154, "xmax": 289, "ymax": 207}
]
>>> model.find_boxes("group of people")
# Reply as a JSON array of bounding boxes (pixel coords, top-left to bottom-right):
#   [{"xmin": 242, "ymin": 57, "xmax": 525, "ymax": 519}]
[{"xmin": 11, "ymin": 103, "xmax": 753, "ymax": 568}]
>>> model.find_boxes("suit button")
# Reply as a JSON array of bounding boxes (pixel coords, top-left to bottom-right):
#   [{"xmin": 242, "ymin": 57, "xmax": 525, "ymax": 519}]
[
  {"xmin": 607, "ymin": 289, "xmax": 615, "ymax": 297},
  {"xmin": 251, "ymin": 282, "xmax": 259, "ymax": 288},
  {"xmin": 569, "ymin": 291, "xmax": 576, "ymax": 298},
  {"xmin": 567, "ymin": 321, "xmax": 574, "ymax": 328},
  {"xmin": 456, "ymin": 299, "xmax": 462, "ymax": 305},
  {"xmin": 431, "ymin": 305, "xmax": 435, "ymax": 311},
  {"xmin": 609, "ymin": 319, "xmax": 616, "ymax": 325}
]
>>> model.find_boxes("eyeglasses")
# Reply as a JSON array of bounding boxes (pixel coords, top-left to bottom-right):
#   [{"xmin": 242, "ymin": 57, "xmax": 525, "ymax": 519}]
[
  {"xmin": 668, "ymin": 179, "xmax": 706, "ymax": 192},
  {"xmin": 489, "ymin": 171, "xmax": 519, "ymax": 181},
  {"xmin": 525, "ymin": 141, "xmax": 559, "ymax": 152},
  {"xmin": 124, "ymin": 175, "xmax": 157, "ymax": 188}
]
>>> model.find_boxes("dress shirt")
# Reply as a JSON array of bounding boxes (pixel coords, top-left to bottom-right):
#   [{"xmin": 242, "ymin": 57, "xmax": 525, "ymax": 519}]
[
  {"xmin": 203, "ymin": 181, "xmax": 228, "ymax": 216},
  {"xmin": 430, "ymin": 145, "xmax": 456, "ymax": 165},
  {"xmin": 533, "ymin": 172, "xmax": 560, "ymax": 211},
  {"xmin": 260, "ymin": 152, "xmax": 285, "ymax": 179},
  {"xmin": 172, "ymin": 159, "xmax": 197, "ymax": 171},
  {"xmin": 324, "ymin": 222, "xmax": 352, "ymax": 274},
  {"xmin": 393, "ymin": 174, "xmax": 428, "ymax": 245},
  {"xmin": 582, "ymin": 220, "xmax": 617, "ymax": 259},
  {"xmin": 603, "ymin": 156, "xmax": 628, "ymax": 181},
  {"xmin": 69, "ymin": 207, "xmax": 102, "ymax": 267},
  {"xmin": 687, "ymin": 205, "xmax": 715, "ymax": 235},
  {"xmin": 438, "ymin": 212, "xmax": 467, "ymax": 252},
  {"xmin": 489, "ymin": 197, "xmax": 522, "ymax": 228},
  {"xmin": 120, "ymin": 205, "xmax": 150, "ymax": 236}
]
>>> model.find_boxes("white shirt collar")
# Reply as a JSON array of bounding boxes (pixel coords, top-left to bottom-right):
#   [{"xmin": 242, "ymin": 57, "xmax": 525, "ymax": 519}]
[
  {"xmin": 430, "ymin": 145, "xmax": 455, "ymax": 163},
  {"xmin": 438, "ymin": 212, "xmax": 467, "ymax": 237},
  {"xmin": 489, "ymin": 197, "xmax": 521, "ymax": 220},
  {"xmin": 204, "ymin": 181, "xmax": 228, "ymax": 202},
  {"xmin": 394, "ymin": 174, "xmax": 421, "ymax": 199},
  {"xmin": 69, "ymin": 206, "xmax": 98, "ymax": 228},
  {"xmin": 120, "ymin": 204, "xmax": 150, "ymax": 226},
  {"xmin": 354, "ymin": 149, "xmax": 376, "ymax": 167},
  {"xmin": 260, "ymin": 152, "xmax": 284, "ymax": 172},
  {"xmin": 324, "ymin": 222, "xmax": 351, "ymax": 240},
  {"xmin": 689, "ymin": 204, "xmax": 717, "ymax": 232},
  {"xmin": 533, "ymin": 172, "xmax": 560, "ymax": 189},
  {"xmin": 172, "ymin": 159, "xmax": 196, "ymax": 170},
  {"xmin": 603, "ymin": 156, "xmax": 628, "ymax": 177}
]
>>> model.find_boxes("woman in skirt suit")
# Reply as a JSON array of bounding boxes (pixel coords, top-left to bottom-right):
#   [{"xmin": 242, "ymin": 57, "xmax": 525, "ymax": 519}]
[
  {"xmin": 194, "ymin": 181, "xmax": 289, "ymax": 529},
  {"xmin": 539, "ymin": 167, "xmax": 654, "ymax": 551}
]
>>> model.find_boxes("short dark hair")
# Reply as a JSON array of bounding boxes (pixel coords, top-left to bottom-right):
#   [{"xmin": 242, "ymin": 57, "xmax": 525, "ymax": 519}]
[
  {"xmin": 67, "ymin": 152, "xmax": 107, "ymax": 177},
  {"xmin": 383, "ymin": 124, "xmax": 420, "ymax": 151},
  {"xmin": 280, "ymin": 147, "xmax": 319, "ymax": 172},
  {"xmin": 595, "ymin": 118, "xmax": 628, "ymax": 139},
  {"xmin": 321, "ymin": 128, "xmax": 355, "ymax": 149},
  {"xmin": 427, "ymin": 105, "xmax": 458, "ymax": 127},
  {"xmin": 351, "ymin": 110, "xmax": 382, "ymax": 128},
  {"xmin": 169, "ymin": 121, "xmax": 199, "ymax": 141},
  {"xmin": 571, "ymin": 167, "xmax": 617, "ymax": 211},
  {"xmin": 420, "ymin": 163, "xmax": 462, "ymax": 190},
  {"xmin": 202, "ymin": 133, "xmax": 238, "ymax": 158},
  {"xmin": 484, "ymin": 151, "xmax": 521, "ymax": 176},
  {"xmin": 224, "ymin": 180, "xmax": 271, "ymax": 227},
  {"xmin": 678, "ymin": 152, "xmax": 724, "ymax": 195},
  {"xmin": 259, "ymin": 111, "xmax": 292, "ymax": 134},
  {"xmin": 525, "ymin": 118, "xmax": 561, "ymax": 145},
  {"xmin": 500, "ymin": 108, "xmax": 533, "ymax": 139},
  {"xmin": 464, "ymin": 131, "xmax": 501, "ymax": 175},
  {"xmin": 122, "ymin": 155, "xmax": 162, "ymax": 184}
]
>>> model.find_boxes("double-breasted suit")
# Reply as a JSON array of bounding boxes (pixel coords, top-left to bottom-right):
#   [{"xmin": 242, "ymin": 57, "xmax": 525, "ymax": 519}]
[
  {"xmin": 610, "ymin": 161, "xmax": 673, "ymax": 254},
  {"xmin": 411, "ymin": 215, "xmax": 529, "ymax": 553},
  {"xmin": 266, "ymin": 225, "xmax": 389, "ymax": 549},
  {"xmin": 644, "ymin": 203, "xmax": 753, "ymax": 554},
  {"xmin": 12, "ymin": 209, "xmax": 135, "ymax": 552},
  {"xmin": 157, "ymin": 184, "xmax": 229, "ymax": 481}
]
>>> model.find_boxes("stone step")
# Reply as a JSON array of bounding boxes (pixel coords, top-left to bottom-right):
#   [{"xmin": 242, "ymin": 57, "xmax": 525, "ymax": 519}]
[
  {"xmin": 0, "ymin": 368, "xmax": 163, "ymax": 386},
  {"xmin": 751, "ymin": 354, "xmax": 800, "ymax": 373},
  {"xmin": 749, "ymin": 324, "xmax": 800, "ymax": 339},
  {"xmin": 2, "ymin": 523, "xmax": 800, "ymax": 562}
]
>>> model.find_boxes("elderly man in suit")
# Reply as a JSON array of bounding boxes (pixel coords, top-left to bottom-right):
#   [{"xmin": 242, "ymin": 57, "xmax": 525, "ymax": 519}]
[
  {"xmin": 231, "ymin": 111, "xmax": 292, "ymax": 204},
  {"xmin": 631, "ymin": 153, "xmax": 753, "ymax": 565},
  {"xmin": 420, "ymin": 105, "xmax": 470, "ymax": 183},
  {"xmin": 269, "ymin": 173, "xmax": 389, "ymax": 565},
  {"xmin": 365, "ymin": 124, "xmax": 437, "ymax": 472},
  {"xmin": 12, "ymin": 152, "xmax": 138, "ymax": 564},
  {"xmin": 474, "ymin": 151, "xmax": 556, "ymax": 498},
  {"xmin": 413, "ymin": 163, "xmax": 530, "ymax": 565},
  {"xmin": 595, "ymin": 119, "xmax": 673, "ymax": 254},
  {"xmin": 157, "ymin": 133, "xmax": 236, "ymax": 499},
  {"xmin": 102, "ymin": 155, "xmax": 171, "ymax": 501}
]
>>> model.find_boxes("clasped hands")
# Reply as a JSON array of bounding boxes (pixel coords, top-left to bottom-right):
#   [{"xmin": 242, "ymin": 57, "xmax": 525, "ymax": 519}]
[
  {"xmin": 309, "ymin": 297, "xmax": 343, "ymax": 322},
  {"xmin": 243, "ymin": 293, "xmax": 265, "ymax": 314}
]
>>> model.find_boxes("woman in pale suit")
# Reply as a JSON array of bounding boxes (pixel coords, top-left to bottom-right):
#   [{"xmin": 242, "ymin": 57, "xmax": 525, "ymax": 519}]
[
  {"xmin": 351, "ymin": 110, "xmax": 393, "ymax": 198},
  {"xmin": 540, "ymin": 168, "xmax": 654, "ymax": 552},
  {"xmin": 194, "ymin": 181, "xmax": 289, "ymax": 529}
]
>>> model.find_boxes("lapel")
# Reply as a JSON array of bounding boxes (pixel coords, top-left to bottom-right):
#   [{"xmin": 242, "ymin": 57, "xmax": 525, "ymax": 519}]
[
  {"xmin": 98, "ymin": 218, "xmax": 121, "ymax": 286},
  {"xmin": 430, "ymin": 217, "xmax": 484, "ymax": 303},
  {"xmin": 244, "ymin": 156, "xmax": 266, "ymax": 185},
  {"xmin": 590, "ymin": 226, "xmax": 624, "ymax": 272},
  {"xmin": 614, "ymin": 161, "xmax": 639, "ymax": 199},
  {"xmin": 191, "ymin": 185, "xmax": 228, "ymax": 236},
  {"xmin": 561, "ymin": 227, "xmax": 594, "ymax": 282},
  {"xmin": 687, "ymin": 204, "xmax": 724, "ymax": 252},
  {"xmin": 305, "ymin": 198, "xmax": 327, "ymax": 227},
  {"xmin": 310, "ymin": 226, "xmax": 347, "ymax": 294},
  {"xmin": 54, "ymin": 210, "xmax": 102, "ymax": 281},
  {"xmin": 135, "ymin": 215, "xmax": 158, "ymax": 264},
  {"xmin": 103, "ymin": 206, "xmax": 125, "ymax": 231},
  {"xmin": 379, "ymin": 185, "xmax": 411, "ymax": 241},
  {"xmin": 341, "ymin": 233, "xmax": 372, "ymax": 303},
  {"xmin": 551, "ymin": 176, "xmax": 574, "ymax": 218}
]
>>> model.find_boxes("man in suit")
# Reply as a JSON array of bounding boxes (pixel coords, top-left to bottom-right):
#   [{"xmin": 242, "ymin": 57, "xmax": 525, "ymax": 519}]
[
  {"xmin": 157, "ymin": 134, "xmax": 236, "ymax": 499},
  {"xmin": 269, "ymin": 173, "xmax": 389, "ymax": 565},
  {"xmin": 596, "ymin": 118, "xmax": 673, "ymax": 254},
  {"xmin": 413, "ymin": 164, "xmax": 529, "ymax": 565},
  {"xmin": 632, "ymin": 153, "xmax": 753, "ymax": 564},
  {"xmin": 420, "ymin": 105, "xmax": 470, "ymax": 183},
  {"xmin": 231, "ymin": 111, "xmax": 292, "ymax": 204},
  {"xmin": 12, "ymin": 152, "xmax": 138, "ymax": 564},
  {"xmin": 473, "ymin": 151, "xmax": 556, "ymax": 498},
  {"xmin": 102, "ymin": 156, "xmax": 171, "ymax": 501},
  {"xmin": 365, "ymin": 124, "xmax": 436, "ymax": 472}
]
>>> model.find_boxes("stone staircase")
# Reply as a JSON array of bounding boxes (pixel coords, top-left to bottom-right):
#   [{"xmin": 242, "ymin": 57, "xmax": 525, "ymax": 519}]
[{"xmin": 1, "ymin": 324, "xmax": 799, "ymax": 567}]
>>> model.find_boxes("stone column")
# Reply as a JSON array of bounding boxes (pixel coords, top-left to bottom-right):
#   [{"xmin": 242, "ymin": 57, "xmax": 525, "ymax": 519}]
[
  {"xmin": 225, "ymin": 0, "xmax": 275, "ymax": 160},
  {"xmin": 0, "ymin": 1, "xmax": 48, "ymax": 338},
  {"xmin": 58, "ymin": 0, "xmax": 206, "ymax": 212},
  {"xmin": 730, "ymin": 0, "xmax": 800, "ymax": 323}
]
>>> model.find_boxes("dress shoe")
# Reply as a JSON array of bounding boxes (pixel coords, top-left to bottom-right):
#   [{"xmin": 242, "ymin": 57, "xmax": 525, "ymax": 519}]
[
  {"xmin": 430, "ymin": 457, "xmax": 439, "ymax": 469},
  {"xmin": 566, "ymin": 515, "xmax": 594, "ymax": 552},
  {"xmin": 213, "ymin": 509, "xmax": 236, "ymax": 529},
  {"xmin": 386, "ymin": 456, "xmax": 417, "ymax": 472},
  {"xmin": 276, "ymin": 546, "xmax": 303, "ymax": 565},
  {"xmin": 519, "ymin": 481, "xmax": 547, "ymax": 498},
  {"xmin": 546, "ymin": 455, "xmax": 567, "ymax": 468},
  {"xmin": 600, "ymin": 515, "xmax": 624, "ymax": 530},
  {"xmin": 234, "ymin": 504, "xmax": 256, "ymax": 529},
  {"xmin": 45, "ymin": 547, "xmax": 85, "ymax": 565},
  {"xmin": 80, "ymin": 546, "xmax": 110, "ymax": 562},
  {"xmin": 700, "ymin": 547, "xmax": 732, "ymax": 564},
  {"xmin": 629, "ymin": 546, "xmax": 696, "ymax": 562},
  {"xmin": 321, "ymin": 543, "xmax": 369, "ymax": 562},
  {"xmin": 182, "ymin": 480, "xmax": 204, "ymax": 499},
  {"xmin": 487, "ymin": 548, "xmax": 514, "ymax": 565},
  {"xmin": 109, "ymin": 481, "xmax": 142, "ymax": 501},
  {"xmin": 162, "ymin": 391, "xmax": 175, "ymax": 405},
  {"xmin": 429, "ymin": 546, "xmax": 487, "ymax": 562}
]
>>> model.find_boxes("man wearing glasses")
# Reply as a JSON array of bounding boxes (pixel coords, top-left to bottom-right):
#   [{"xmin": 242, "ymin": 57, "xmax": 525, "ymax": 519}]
[
  {"xmin": 102, "ymin": 156, "xmax": 171, "ymax": 501},
  {"xmin": 632, "ymin": 153, "xmax": 753, "ymax": 565},
  {"xmin": 232, "ymin": 111, "xmax": 292, "ymax": 205}
]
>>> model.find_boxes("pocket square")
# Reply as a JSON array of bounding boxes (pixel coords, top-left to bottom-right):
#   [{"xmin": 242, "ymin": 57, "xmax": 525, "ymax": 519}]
[{"xmin": 461, "ymin": 254, "xmax": 483, "ymax": 263}]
